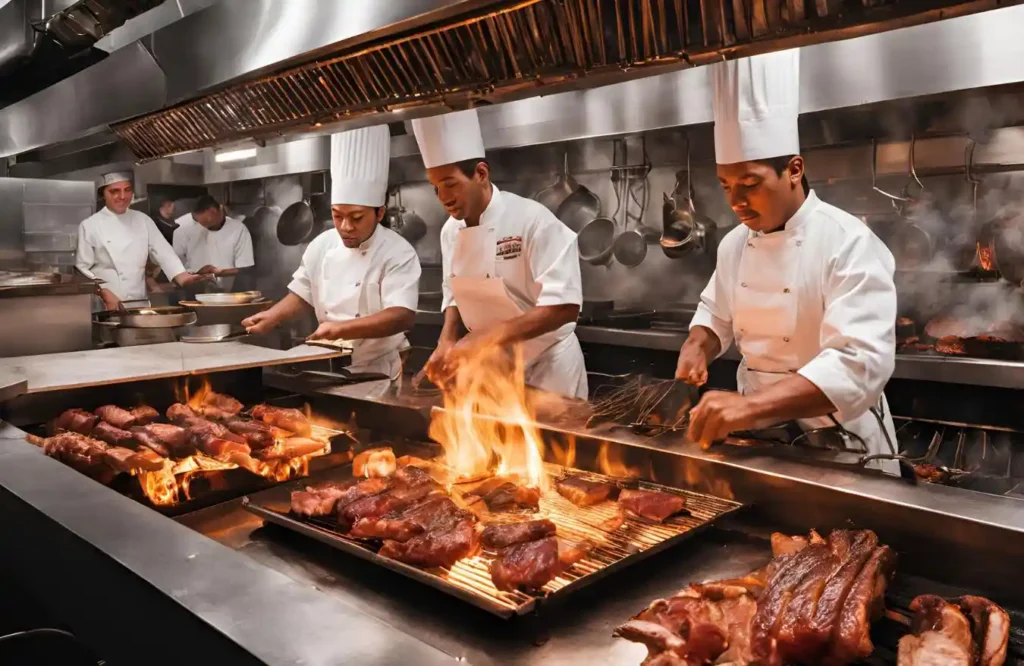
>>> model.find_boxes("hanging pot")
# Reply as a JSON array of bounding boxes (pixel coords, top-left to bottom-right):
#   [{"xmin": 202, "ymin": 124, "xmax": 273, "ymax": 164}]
[
  {"xmin": 533, "ymin": 149, "xmax": 579, "ymax": 214},
  {"xmin": 277, "ymin": 199, "xmax": 316, "ymax": 245},
  {"xmin": 661, "ymin": 140, "xmax": 713, "ymax": 259}
]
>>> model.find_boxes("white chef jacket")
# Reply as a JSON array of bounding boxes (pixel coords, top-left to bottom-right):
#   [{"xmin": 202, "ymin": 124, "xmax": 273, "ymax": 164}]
[
  {"xmin": 691, "ymin": 191, "xmax": 899, "ymax": 472},
  {"xmin": 76, "ymin": 207, "xmax": 186, "ymax": 305},
  {"xmin": 440, "ymin": 186, "xmax": 587, "ymax": 398},
  {"xmin": 173, "ymin": 215, "xmax": 254, "ymax": 290},
  {"xmin": 289, "ymin": 225, "xmax": 421, "ymax": 378}
]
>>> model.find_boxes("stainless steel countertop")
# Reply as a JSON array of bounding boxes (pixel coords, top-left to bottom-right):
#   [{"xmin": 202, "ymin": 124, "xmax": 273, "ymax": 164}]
[{"xmin": 0, "ymin": 280, "xmax": 97, "ymax": 300}]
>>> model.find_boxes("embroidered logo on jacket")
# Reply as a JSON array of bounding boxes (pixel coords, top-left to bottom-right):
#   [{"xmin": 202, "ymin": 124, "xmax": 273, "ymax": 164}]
[{"xmin": 496, "ymin": 236, "xmax": 523, "ymax": 260}]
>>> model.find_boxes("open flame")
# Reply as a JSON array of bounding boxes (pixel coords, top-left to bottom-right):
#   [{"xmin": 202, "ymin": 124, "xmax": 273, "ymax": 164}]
[{"xmin": 429, "ymin": 345, "xmax": 548, "ymax": 491}]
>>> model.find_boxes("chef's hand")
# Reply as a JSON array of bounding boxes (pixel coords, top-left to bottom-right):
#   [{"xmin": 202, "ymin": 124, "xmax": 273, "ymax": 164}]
[
  {"xmin": 197, "ymin": 265, "xmax": 219, "ymax": 275},
  {"xmin": 687, "ymin": 391, "xmax": 758, "ymax": 449},
  {"xmin": 675, "ymin": 342, "xmax": 709, "ymax": 386},
  {"xmin": 174, "ymin": 272, "xmax": 212, "ymax": 287},
  {"xmin": 242, "ymin": 311, "xmax": 277, "ymax": 335},
  {"xmin": 99, "ymin": 288, "xmax": 121, "ymax": 312},
  {"xmin": 414, "ymin": 338, "xmax": 457, "ymax": 388},
  {"xmin": 307, "ymin": 321, "xmax": 348, "ymax": 341}
]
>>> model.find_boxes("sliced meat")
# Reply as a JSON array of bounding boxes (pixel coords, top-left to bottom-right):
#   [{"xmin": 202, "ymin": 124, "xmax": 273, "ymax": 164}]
[
  {"xmin": 92, "ymin": 421, "xmax": 135, "ymax": 448},
  {"xmin": 129, "ymin": 405, "xmax": 159, "ymax": 426},
  {"xmin": 50, "ymin": 408, "xmax": 98, "ymax": 435},
  {"xmin": 290, "ymin": 481, "xmax": 358, "ymax": 518},
  {"xmin": 250, "ymin": 404, "xmax": 311, "ymax": 436},
  {"xmin": 131, "ymin": 423, "xmax": 190, "ymax": 458},
  {"xmin": 618, "ymin": 488, "xmax": 687, "ymax": 522},
  {"xmin": 898, "ymin": 595, "xmax": 974, "ymax": 666},
  {"xmin": 339, "ymin": 492, "xmax": 416, "ymax": 532},
  {"xmin": 223, "ymin": 418, "xmax": 279, "ymax": 450},
  {"xmin": 556, "ymin": 476, "xmax": 616, "ymax": 506},
  {"xmin": 252, "ymin": 437, "xmax": 326, "ymax": 461},
  {"xmin": 805, "ymin": 530, "xmax": 878, "ymax": 659},
  {"xmin": 353, "ymin": 447, "xmax": 397, "ymax": 478},
  {"xmin": 202, "ymin": 391, "xmax": 243, "ymax": 416},
  {"xmin": 956, "ymin": 596, "xmax": 1009, "ymax": 666},
  {"xmin": 490, "ymin": 536, "xmax": 583, "ymax": 592},
  {"xmin": 188, "ymin": 430, "xmax": 251, "ymax": 458},
  {"xmin": 102, "ymin": 446, "xmax": 164, "ymax": 473},
  {"xmin": 481, "ymin": 519, "xmax": 557, "ymax": 549},
  {"xmin": 827, "ymin": 544, "xmax": 896, "ymax": 664},
  {"xmin": 465, "ymin": 477, "xmax": 541, "ymax": 512},
  {"xmin": 350, "ymin": 495, "xmax": 460, "ymax": 542},
  {"xmin": 94, "ymin": 405, "xmax": 136, "ymax": 430},
  {"xmin": 379, "ymin": 513, "xmax": 479, "ymax": 569}
]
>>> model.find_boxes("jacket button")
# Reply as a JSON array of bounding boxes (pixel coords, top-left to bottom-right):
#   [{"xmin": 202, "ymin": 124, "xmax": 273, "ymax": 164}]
[
  {"xmin": 747, "ymin": 243, "xmax": 754, "ymax": 248},
  {"xmin": 783, "ymin": 337, "xmax": 790, "ymax": 342},
  {"xmin": 783, "ymin": 288, "xmax": 791, "ymax": 293},
  {"xmin": 354, "ymin": 281, "xmax": 361, "ymax": 287},
  {"xmin": 740, "ymin": 282, "xmax": 747, "ymax": 288},
  {"xmin": 796, "ymin": 241, "xmax": 803, "ymax": 247}
]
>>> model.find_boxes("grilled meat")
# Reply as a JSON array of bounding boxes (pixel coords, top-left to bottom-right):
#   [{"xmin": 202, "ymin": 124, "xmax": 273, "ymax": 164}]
[
  {"xmin": 102, "ymin": 445, "xmax": 164, "ymax": 473},
  {"xmin": 130, "ymin": 423, "xmax": 189, "ymax": 458},
  {"xmin": 489, "ymin": 536, "xmax": 587, "ymax": 591},
  {"xmin": 465, "ymin": 477, "xmax": 541, "ymax": 512},
  {"xmin": 127, "ymin": 446, "xmax": 166, "ymax": 471},
  {"xmin": 250, "ymin": 404, "xmax": 311, "ymax": 436},
  {"xmin": 252, "ymin": 437, "xmax": 325, "ymax": 461},
  {"xmin": 353, "ymin": 447, "xmax": 396, "ymax": 478},
  {"xmin": 290, "ymin": 481, "xmax": 359, "ymax": 518},
  {"xmin": 50, "ymin": 408, "xmax": 98, "ymax": 435},
  {"xmin": 379, "ymin": 512, "xmax": 479, "ymax": 569},
  {"xmin": 827, "ymin": 544, "xmax": 895, "ymax": 664},
  {"xmin": 92, "ymin": 421, "xmax": 136, "ymax": 448},
  {"xmin": 129, "ymin": 405, "xmax": 160, "ymax": 426},
  {"xmin": 94, "ymin": 405, "xmax": 136, "ymax": 430},
  {"xmin": 618, "ymin": 489, "xmax": 686, "ymax": 522},
  {"xmin": 34, "ymin": 432, "xmax": 112, "ymax": 481},
  {"xmin": 166, "ymin": 403, "xmax": 198, "ymax": 423},
  {"xmin": 935, "ymin": 336, "xmax": 968, "ymax": 356},
  {"xmin": 898, "ymin": 595, "xmax": 974, "ymax": 666},
  {"xmin": 556, "ymin": 476, "xmax": 616, "ymax": 506},
  {"xmin": 339, "ymin": 477, "xmax": 444, "ymax": 531},
  {"xmin": 170, "ymin": 405, "xmax": 248, "ymax": 445},
  {"xmin": 223, "ymin": 418, "xmax": 279, "ymax": 449},
  {"xmin": 187, "ymin": 430, "xmax": 251, "ymax": 458},
  {"xmin": 957, "ymin": 596, "xmax": 1010, "ymax": 666},
  {"xmin": 202, "ymin": 391, "xmax": 243, "ymax": 416},
  {"xmin": 481, "ymin": 519, "xmax": 557, "ymax": 549},
  {"xmin": 350, "ymin": 496, "xmax": 461, "ymax": 542}
]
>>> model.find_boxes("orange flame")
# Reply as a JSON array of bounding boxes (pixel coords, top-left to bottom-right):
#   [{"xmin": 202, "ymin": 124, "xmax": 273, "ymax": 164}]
[
  {"xmin": 429, "ymin": 345, "xmax": 548, "ymax": 491},
  {"xmin": 978, "ymin": 241, "xmax": 994, "ymax": 272},
  {"xmin": 549, "ymin": 434, "xmax": 577, "ymax": 470},
  {"xmin": 137, "ymin": 467, "xmax": 179, "ymax": 506},
  {"xmin": 596, "ymin": 442, "xmax": 638, "ymax": 479}
]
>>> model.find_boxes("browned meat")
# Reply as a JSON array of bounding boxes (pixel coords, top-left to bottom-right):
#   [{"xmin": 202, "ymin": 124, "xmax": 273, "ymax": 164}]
[
  {"xmin": 202, "ymin": 391, "xmax": 243, "ymax": 416},
  {"xmin": 34, "ymin": 432, "xmax": 116, "ymax": 484},
  {"xmin": 94, "ymin": 405, "xmax": 136, "ymax": 430},
  {"xmin": 250, "ymin": 404, "xmax": 311, "ymax": 436},
  {"xmin": 102, "ymin": 446, "xmax": 164, "ymax": 473},
  {"xmin": 616, "ymin": 619, "xmax": 729, "ymax": 666},
  {"xmin": 395, "ymin": 464, "xmax": 436, "ymax": 488},
  {"xmin": 379, "ymin": 513, "xmax": 479, "ymax": 569},
  {"xmin": 166, "ymin": 403, "xmax": 198, "ymax": 423},
  {"xmin": 556, "ymin": 476, "xmax": 616, "ymax": 506},
  {"xmin": 131, "ymin": 423, "xmax": 190, "ymax": 458},
  {"xmin": 805, "ymin": 531, "xmax": 879, "ymax": 659},
  {"xmin": 129, "ymin": 405, "xmax": 159, "ymax": 426},
  {"xmin": 827, "ymin": 544, "xmax": 896, "ymax": 664},
  {"xmin": 481, "ymin": 519, "xmax": 556, "ymax": 549},
  {"xmin": 252, "ymin": 437, "xmax": 325, "ymax": 461},
  {"xmin": 935, "ymin": 336, "xmax": 968, "ymax": 356},
  {"xmin": 618, "ymin": 489, "xmax": 686, "ymax": 522},
  {"xmin": 489, "ymin": 536, "xmax": 585, "ymax": 591},
  {"xmin": 50, "ymin": 408, "xmax": 98, "ymax": 435},
  {"xmin": 222, "ymin": 418, "xmax": 279, "ymax": 449},
  {"xmin": 913, "ymin": 463, "xmax": 950, "ymax": 484},
  {"xmin": 898, "ymin": 595, "xmax": 974, "ymax": 666},
  {"xmin": 353, "ymin": 447, "xmax": 397, "ymax": 478},
  {"xmin": 129, "ymin": 446, "xmax": 167, "ymax": 471},
  {"xmin": 176, "ymin": 411, "xmax": 247, "ymax": 446},
  {"xmin": 465, "ymin": 477, "xmax": 541, "ymax": 512},
  {"xmin": 92, "ymin": 421, "xmax": 135, "ymax": 448},
  {"xmin": 350, "ymin": 496, "xmax": 462, "ymax": 541},
  {"xmin": 957, "ymin": 596, "xmax": 1010, "ymax": 666},
  {"xmin": 290, "ymin": 481, "xmax": 359, "ymax": 518},
  {"xmin": 187, "ymin": 430, "xmax": 251, "ymax": 458}
]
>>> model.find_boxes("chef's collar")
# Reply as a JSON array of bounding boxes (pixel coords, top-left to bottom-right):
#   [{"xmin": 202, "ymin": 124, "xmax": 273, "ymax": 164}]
[
  {"xmin": 349, "ymin": 224, "xmax": 381, "ymax": 251},
  {"xmin": 452, "ymin": 185, "xmax": 503, "ymax": 232},
  {"xmin": 749, "ymin": 189, "xmax": 819, "ymax": 237}
]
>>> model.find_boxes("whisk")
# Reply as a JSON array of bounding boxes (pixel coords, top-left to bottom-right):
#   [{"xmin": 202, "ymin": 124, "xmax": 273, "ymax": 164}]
[{"xmin": 587, "ymin": 375, "xmax": 691, "ymax": 433}]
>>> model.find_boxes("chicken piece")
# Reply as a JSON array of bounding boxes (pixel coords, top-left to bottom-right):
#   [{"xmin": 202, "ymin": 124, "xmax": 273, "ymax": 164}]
[
  {"xmin": 129, "ymin": 405, "xmax": 160, "ymax": 426},
  {"xmin": 350, "ymin": 496, "xmax": 461, "ymax": 542},
  {"xmin": 252, "ymin": 437, "xmax": 326, "ymax": 461},
  {"xmin": 250, "ymin": 404, "xmax": 311, "ymax": 436},
  {"xmin": 618, "ymin": 489, "xmax": 687, "ymax": 522},
  {"xmin": 956, "ymin": 596, "xmax": 1009, "ymax": 666},
  {"xmin": 490, "ymin": 536, "xmax": 586, "ymax": 592},
  {"xmin": 481, "ymin": 519, "xmax": 557, "ymax": 549},
  {"xmin": 353, "ymin": 447, "xmax": 397, "ymax": 478},
  {"xmin": 187, "ymin": 430, "xmax": 251, "ymax": 458},
  {"xmin": 826, "ymin": 544, "xmax": 896, "ymax": 664},
  {"xmin": 222, "ymin": 418, "xmax": 280, "ymax": 450},
  {"xmin": 50, "ymin": 408, "xmax": 98, "ymax": 436},
  {"xmin": 290, "ymin": 480, "xmax": 359, "ymax": 518},
  {"xmin": 92, "ymin": 421, "xmax": 136, "ymax": 448},
  {"xmin": 202, "ymin": 391, "xmax": 243, "ymax": 416},
  {"xmin": 898, "ymin": 595, "xmax": 974, "ymax": 666},
  {"xmin": 379, "ymin": 513, "xmax": 479, "ymax": 569},
  {"xmin": 131, "ymin": 423, "xmax": 189, "ymax": 458},
  {"xmin": 556, "ymin": 476, "xmax": 616, "ymax": 507},
  {"xmin": 94, "ymin": 405, "xmax": 136, "ymax": 430}
]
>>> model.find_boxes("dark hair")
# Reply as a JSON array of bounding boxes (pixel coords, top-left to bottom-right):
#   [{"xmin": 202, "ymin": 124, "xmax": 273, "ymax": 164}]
[
  {"xmin": 453, "ymin": 158, "xmax": 489, "ymax": 180},
  {"xmin": 192, "ymin": 194, "xmax": 221, "ymax": 214},
  {"xmin": 756, "ymin": 155, "xmax": 809, "ymax": 195}
]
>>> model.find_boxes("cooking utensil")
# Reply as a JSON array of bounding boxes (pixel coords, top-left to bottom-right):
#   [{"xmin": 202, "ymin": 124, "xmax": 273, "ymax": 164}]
[
  {"xmin": 179, "ymin": 324, "xmax": 250, "ymax": 343},
  {"xmin": 555, "ymin": 183, "xmax": 602, "ymax": 233},
  {"xmin": 277, "ymin": 199, "xmax": 316, "ymax": 246},
  {"xmin": 533, "ymin": 149, "xmax": 578, "ymax": 214},
  {"xmin": 0, "ymin": 270, "xmax": 62, "ymax": 288},
  {"xmin": 612, "ymin": 142, "xmax": 651, "ymax": 268},
  {"xmin": 194, "ymin": 291, "xmax": 263, "ymax": 305},
  {"xmin": 577, "ymin": 182, "xmax": 618, "ymax": 266},
  {"xmin": 661, "ymin": 138, "xmax": 713, "ymax": 259},
  {"xmin": 95, "ymin": 306, "xmax": 196, "ymax": 329}
]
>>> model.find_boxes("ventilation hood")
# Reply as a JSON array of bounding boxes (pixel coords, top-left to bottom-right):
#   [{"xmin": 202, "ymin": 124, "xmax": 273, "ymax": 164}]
[{"xmin": 0, "ymin": 0, "xmax": 1021, "ymax": 161}]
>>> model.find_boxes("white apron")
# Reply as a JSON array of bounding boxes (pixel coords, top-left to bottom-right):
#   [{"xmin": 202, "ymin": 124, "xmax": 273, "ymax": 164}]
[
  {"xmin": 92, "ymin": 222, "xmax": 150, "ymax": 310},
  {"xmin": 315, "ymin": 243, "xmax": 408, "ymax": 380},
  {"xmin": 449, "ymin": 225, "xmax": 587, "ymax": 399},
  {"xmin": 732, "ymin": 228, "xmax": 900, "ymax": 475}
]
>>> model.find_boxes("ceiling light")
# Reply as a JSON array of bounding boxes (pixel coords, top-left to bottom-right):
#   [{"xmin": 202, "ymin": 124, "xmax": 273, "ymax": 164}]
[{"xmin": 214, "ymin": 147, "xmax": 258, "ymax": 163}]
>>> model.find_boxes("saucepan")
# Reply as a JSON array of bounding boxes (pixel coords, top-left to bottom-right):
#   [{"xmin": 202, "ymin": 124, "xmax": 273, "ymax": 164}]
[
  {"xmin": 555, "ymin": 178, "xmax": 602, "ymax": 233},
  {"xmin": 661, "ymin": 140, "xmax": 714, "ymax": 259},
  {"xmin": 533, "ymin": 149, "xmax": 579, "ymax": 214},
  {"xmin": 578, "ymin": 173, "xmax": 621, "ymax": 266},
  {"xmin": 278, "ymin": 198, "xmax": 319, "ymax": 246},
  {"xmin": 612, "ymin": 145, "xmax": 653, "ymax": 268}
]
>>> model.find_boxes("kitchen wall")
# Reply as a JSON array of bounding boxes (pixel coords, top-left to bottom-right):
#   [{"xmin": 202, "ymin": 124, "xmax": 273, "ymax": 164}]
[{"xmin": 0, "ymin": 178, "xmax": 95, "ymax": 274}]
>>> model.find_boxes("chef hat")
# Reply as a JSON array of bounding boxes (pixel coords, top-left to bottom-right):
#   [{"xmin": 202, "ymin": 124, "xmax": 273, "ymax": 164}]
[
  {"xmin": 411, "ymin": 109, "xmax": 486, "ymax": 169},
  {"xmin": 711, "ymin": 49, "xmax": 800, "ymax": 165},
  {"xmin": 98, "ymin": 171, "xmax": 133, "ymax": 189},
  {"xmin": 330, "ymin": 125, "xmax": 391, "ymax": 207}
]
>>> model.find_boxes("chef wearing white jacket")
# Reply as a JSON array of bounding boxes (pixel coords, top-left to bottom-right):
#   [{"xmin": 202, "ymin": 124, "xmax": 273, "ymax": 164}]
[
  {"xmin": 76, "ymin": 171, "xmax": 205, "ymax": 311},
  {"xmin": 676, "ymin": 51, "xmax": 900, "ymax": 474},
  {"xmin": 241, "ymin": 126, "xmax": 420, "ymax": 379},
  {"xmin": 172, "ymin": 194, "xmax": 254, "ymax": 291},
  {"xmin": 411, "ymin": 109, "xmax": 587, "ymax": 399}
]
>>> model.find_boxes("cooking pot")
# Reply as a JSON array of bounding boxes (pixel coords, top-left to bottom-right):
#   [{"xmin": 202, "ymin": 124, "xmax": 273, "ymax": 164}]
[
  {"xmin": 555, "ymin": 184, "xmax": 602, "ymax": 233},
  {"xmin": 661, "ymin": 142, "xmax": 713, "ymax": 258},
  {"xmin": 533, "ymin": 150, "xmax": 578, "ymax": 214},
  {"xmin": 278, "ymin": 199, "xmax": 316, "ymax": 246}
]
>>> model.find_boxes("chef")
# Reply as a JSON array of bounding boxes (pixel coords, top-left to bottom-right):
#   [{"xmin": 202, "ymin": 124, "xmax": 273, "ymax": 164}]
[
  {"xmin": 241, "ymin": 126, "xmax": 421, "ymax": 379},
  {"xmin": 172, "ymin": 194, "xmax": 254, "ymax": 291},
  {"xmin": 76, "ymin": 172, "xmax": 205, "ymax": 311},
  {"xmin": 676, "ymin": 50, "xmax": 900, "ymax": 474},
  {"xmin": 411, "ymin": 109, "xmax": 587, "ymax": 399}
]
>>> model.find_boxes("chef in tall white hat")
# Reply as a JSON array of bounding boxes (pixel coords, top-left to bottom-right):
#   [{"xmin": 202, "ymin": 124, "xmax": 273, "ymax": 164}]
[
  {"xmin": 411, "ymin": 109, "xmax": 587, "ymax": 399},
  {"xmin": 76, "ymin": 171, "xmax": 207, "ymax": 311},
  {"xmin": 677, "ymin": 50, "xmax": 900, "ymax": 474},
  {"xmin": 242, "ymin": 125, "xmax": 421, "ymax": 379}
]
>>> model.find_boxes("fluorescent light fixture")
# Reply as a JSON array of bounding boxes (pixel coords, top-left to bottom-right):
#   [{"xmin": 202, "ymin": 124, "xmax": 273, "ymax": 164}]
[{"xmin": 214, "ymin": 147, "xmax": 258, "ymax": 163}]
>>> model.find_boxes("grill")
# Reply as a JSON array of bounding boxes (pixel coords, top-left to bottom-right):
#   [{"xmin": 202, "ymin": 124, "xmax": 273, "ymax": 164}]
[
  {"xmin": 242, "ymin": 463, "xmax": 743, "ymax": 618},
  {"xmin": 113, "ymin": 0, "xmax": 1000, "ymax": 160}
]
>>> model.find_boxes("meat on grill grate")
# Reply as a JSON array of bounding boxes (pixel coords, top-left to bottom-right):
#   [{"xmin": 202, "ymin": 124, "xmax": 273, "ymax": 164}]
[
  {"xmin": 490, "ymin": 536, "xmax": 589, "ymax": 592},
  {"xmin": 50, "ymin": 408, "xmax": 98, "ymax": 436},
  {"xmin": 130, "ymin": 406, "xmax": 160, "ymax": 426},
  {"xmin": 618, "ymin": 489, "xmax": 687, "ymax": 522},
  {"xmin": 898, "ymin": 595, "xmax": 1010, "ymax": 666},
  {"xmin": 92, "ymin": 421, "xmax": 136, "ymax": 448},
  {"xmin": 253, "ymin": 437, "xmax": 326, "ymax": 461},
  {"xmin": 481, "ymin": 519, "xmax": 557, "ymax": 550},
  {"xmin": 130, "ymin": 423, "xmax": 189, "ymax": 458},
  {"xmin": 251, "ymin": 405, "xmax": 311, "ymax": 436},
  {"xmin": 463, "ymin": 477, "xmax": 541, "ymax": 512},
  {"xmin": 556, "ymin": 476, "xmax": 616, "ymax": 507},
  {"xmin": 95, "ymin": 405, "xmax": 137, "ymax": 430},
  {"xmin": 222, "ymin": 418, "xmax": 279, "ymax": 450}
]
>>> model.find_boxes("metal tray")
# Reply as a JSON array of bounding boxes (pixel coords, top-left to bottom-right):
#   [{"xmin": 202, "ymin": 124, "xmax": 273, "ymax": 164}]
[
  {"xmin": 179, "ymin": 324, "xmax": 250, "ymax": 343},
  {"xmin": 195, "ymin": 291, "xmax": 263, "ymax": 305},
  {"xmin": 242, "ymin": 464, "xmax": 743, "ymax": 618}
]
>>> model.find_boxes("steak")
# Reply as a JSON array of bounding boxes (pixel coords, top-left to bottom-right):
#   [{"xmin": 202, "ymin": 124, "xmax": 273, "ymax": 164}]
[
  {"xmin": 250, "ymin": 404, "xmax": 311, "ymax": 436},
  {"xmin": 131, "ymin": 423, "xmax": 190, "ymax": 458},
  {"xmin": 618, "ymin": 489, "xmax": 686, "ymax": 522},
  {"xmin": 489, "ymin": 536, "xmax": 585, "ymax": 592},
  {"xmin": 350, "ymin": 496, "xmax": 462, "ymax": 542},
  {"xmin": 556, "ymin": 476, "xmax": 616, "ymax": 506},
  {"xmin": 50, "ymin": 408, "xmax": 98, "ymax": 435},
  {"xmin": 379, "ymin": 513, "xmax": 479, "ymax": 569},
  {"xmin": 481, "ymin": 519, "xmax": 557, "ymax": 549},
  {"xmin": 92, "ymin": 421, "xmax": 136, "ymax": 448},
  {"xmin": 290, "ymin": 481, "xmax": 359, "ymax": 518},
  {"xmin": 223, "ymin": 418, "xmax": 279, "ymax": 449},
  {"xmin": 94, "ymin": 405, "xmax": 136, "ymax": 430},
  {"xmin": 129, "ymin": 405, "xmax": 160, "ymax": 426}
]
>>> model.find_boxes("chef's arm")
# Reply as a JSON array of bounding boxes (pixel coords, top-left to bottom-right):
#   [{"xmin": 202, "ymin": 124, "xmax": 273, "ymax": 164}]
[
  {"xmin": 741, "ymin": 374, "xmax": 838, "ymax": 426},
  {"xmin": 480, "ymin": 303, "xmax": 579, "ymax": 347},
  {"xmin": 309, "ymin": 307, "xmax": 415, "ymax": 340},
  {"xmin": 682, "ymin": 325, "xmax": 722, "ymax": 361},
  {"xmin": 438, "ymin": 306, "xmax": 465, "ymax": 346}
]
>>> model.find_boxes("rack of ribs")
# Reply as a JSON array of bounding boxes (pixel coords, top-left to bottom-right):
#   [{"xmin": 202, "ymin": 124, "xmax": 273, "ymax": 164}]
[
  {"xmin": 94, "ymin": 405, "xmax": 137, "ymax": 430},
  {"xmin": 250, "ymin": 404, "xmax": 311, "ymax": 436}
]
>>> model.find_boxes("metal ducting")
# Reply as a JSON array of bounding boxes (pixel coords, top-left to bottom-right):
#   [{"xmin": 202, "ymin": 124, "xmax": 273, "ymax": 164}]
[
  {"xmin": 111, "ymin": 0, "xmax": 1018, "ymax": 161},
  {"xmin": 45, "ymin": 0, "xmax": 167, "ymax": 49}
]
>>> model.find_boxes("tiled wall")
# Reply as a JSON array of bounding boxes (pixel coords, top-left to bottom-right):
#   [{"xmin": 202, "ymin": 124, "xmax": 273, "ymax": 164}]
[{"xmin": 0, "ymin": 178, "xmax": 95, "ymax": 273}]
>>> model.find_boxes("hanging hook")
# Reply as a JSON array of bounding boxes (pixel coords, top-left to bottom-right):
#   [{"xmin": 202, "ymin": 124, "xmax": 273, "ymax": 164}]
[{"xmin": 871, "ymin": 138, "xmax": 912, "ymax": 211}]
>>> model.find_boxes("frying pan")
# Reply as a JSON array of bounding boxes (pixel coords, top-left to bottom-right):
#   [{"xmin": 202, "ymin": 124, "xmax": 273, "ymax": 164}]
[
  {"xmin": 612, "ymin": 152, "xmax": 651, "ymax": 268},
  {"xmin": 533, "ymin": 150, "xmax": 578, "ymax": 214},
  {"xmin": 277, "ymin": 199, "xmax": 316, "ymax": 246},
  {"xmin": 555, "ymin": 183, "xmax": 601, "ymax": 233},
  {"xmin": 578, "ymin": 173, "xmax": 623, "ymax": 266}
]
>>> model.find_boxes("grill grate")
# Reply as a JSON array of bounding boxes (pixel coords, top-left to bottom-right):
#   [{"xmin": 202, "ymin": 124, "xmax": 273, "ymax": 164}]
[
  {"xmin": 113, "ymin": 0, "xmax": 993, "ymax": 160},
  {"xmin": 243, "ymin": 463, "xmax": 743, "ymax": 617}
]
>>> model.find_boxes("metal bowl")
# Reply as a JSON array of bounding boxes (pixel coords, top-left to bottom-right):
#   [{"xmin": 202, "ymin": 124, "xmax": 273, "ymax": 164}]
[
  {"xmin": 179, "ymin": 324, "xmax": 249, "ymax": 343},
  {"xmin": 97, "ymin": 306, "xmax": 197, "ymax": 329},
  {"xmin": 195, "ymin": 291, "xmax": 263, "ymax": 305}
]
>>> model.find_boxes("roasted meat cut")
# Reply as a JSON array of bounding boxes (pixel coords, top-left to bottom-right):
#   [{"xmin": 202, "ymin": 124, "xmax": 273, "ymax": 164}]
[
  {"xmin": 130, "ymin": 423, "xmax": 189, "ymax": 458},
  {"xmin": 618, "ymin": 489, "xmax": 686, "ymax": 522},
  {"xmin": 252, "ymin": 437, "xmax": 325, "ymax": 461},
  {"xmin": 353, "ymin": 447, "xmax": 397, "ymax": 478},
  {"xmin": 898, "ymin": 595, "xmax": 974, "ymax": 666},
  {"xmin": 251, "ymin": 404, "xmax": 311, "ymax": 436},
  {"xmin": 50, "ymin": 408, "xmax": 98, "ymax": 435},
  {"xmin": 92, "ymin": 421, "xmax": 136, "ymax": 448},
  {"xmin": 481, "ymin": 519, "xmax": 557, "ymax": 549},
  {"xmin": 201, "ymin": 391, "xmax": 243, "ymax": 416},
  {"xmin": 32, "ymin": 432, "xmax": 162, "ymax": 479},
  {"xmin": 378, "ymin": 512, "xmax": 479, "ymax": 569},
  {"xmin": 464, "ymin": 477, "xmax": 541, "ymax": 512},
  {"xmin": 95, "ymin": 405, "xmax": 137, "ymax": 430},
  {"xmin": 166, "ymin": 403, "xmax": 198, "ymax": 423},
  {"xmin": 489, "ymin": 536, "xmax": 587, "ymax": 591},
  {"xmin": 129, "ymin": 405, "xmax": 160, "ymax": 426},
  {"xmin": 350, "ymin": 495, "xmax": 459, "ymax": 541},
  {"xmin": 187, "ymin": 429, "xmax": 250, "ymax": 458},
  {"xmin": 556, "ymin": 476, "xmax": 616, "ymax": 506},
  {"xmin": 290, "ymin": 481, "xmax": 360, "ymax": 518},
  {"xmin": 222, "ymin": 418, "xmax": 279, "ymax": 449}
]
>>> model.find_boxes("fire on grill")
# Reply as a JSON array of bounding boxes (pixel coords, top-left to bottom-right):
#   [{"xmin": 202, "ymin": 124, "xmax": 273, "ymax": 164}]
[{"xmin": 26, "ymin": 380, "xmax": 338, "ymax": 508}]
